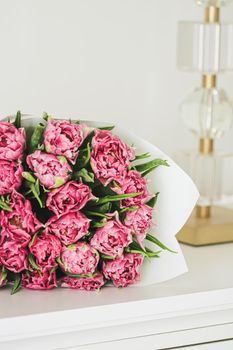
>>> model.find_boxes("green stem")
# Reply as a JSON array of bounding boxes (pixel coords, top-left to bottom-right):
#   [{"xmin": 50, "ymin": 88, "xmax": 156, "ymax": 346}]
[
  {"xmin": 95, "ymin": 192, "xmax": 142, "ymax": 205},
  {"xmin": 84, "ymin": 210, "xmax": 108, "ymax": 218},
  {"xmin": 146, "ymin": 234, "xmax": 177, "ymax": 253}
]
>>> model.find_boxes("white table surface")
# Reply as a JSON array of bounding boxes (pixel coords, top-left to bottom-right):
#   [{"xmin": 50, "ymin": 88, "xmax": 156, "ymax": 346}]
[{"xmin": 0, "ymin": 243, "xmax": 233, "ymax": 349}]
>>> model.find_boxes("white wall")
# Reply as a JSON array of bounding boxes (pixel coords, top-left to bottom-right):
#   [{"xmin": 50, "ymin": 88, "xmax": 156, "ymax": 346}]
[{"xmin": 0, "ymin": 0, "xmax": 232, "ymax": 161}]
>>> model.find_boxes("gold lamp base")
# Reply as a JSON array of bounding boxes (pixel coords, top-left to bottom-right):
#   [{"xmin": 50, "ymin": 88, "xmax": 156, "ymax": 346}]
[{"xmin": 176, "ymin": 206, "xmax": 233, "ymax": 246}]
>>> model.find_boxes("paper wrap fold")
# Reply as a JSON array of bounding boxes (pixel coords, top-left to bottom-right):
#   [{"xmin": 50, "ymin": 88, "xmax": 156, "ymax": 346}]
[{"xmin": 4, "ymin": 115, "xmax": 199, "ymax": 286}]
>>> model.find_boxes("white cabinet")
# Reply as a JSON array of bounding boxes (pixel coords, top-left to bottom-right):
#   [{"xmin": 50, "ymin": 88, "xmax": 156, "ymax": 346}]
[
  {"xmin": 0, "ymin": 243, "xmax": 233, "ymax": 350},
  {"xmin": 63, "ymin": 339, "xmax": 233, "ymax": 350},
  {"xmin": 178, "ymin": 341, "xmax": 233, "ymax": 350}
]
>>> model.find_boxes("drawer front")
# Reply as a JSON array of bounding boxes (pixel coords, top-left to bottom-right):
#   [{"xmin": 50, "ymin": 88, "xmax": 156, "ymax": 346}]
[
  {"xmin": 174, "ymin": 339, "xmax": 233, "ymax": 350},
  {"xmin": 62, "ymin": 339, "xmax": 233, "ymax": 350},
  {"xmin": 59, "ymin": 339, "xmax": 233, "ymax": 350},
  {"xmin": 59, "ymin": 324, "xmax": 233, "ymax": 350},
  {"xmin": 1, "ymin": 322, "xmax": 233, "ymax": 350}
]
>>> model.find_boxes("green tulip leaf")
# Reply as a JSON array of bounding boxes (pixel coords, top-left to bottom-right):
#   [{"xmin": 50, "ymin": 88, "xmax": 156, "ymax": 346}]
[
  {"xmin": 146, "ymin": 234, "xmax": 177, "ymax": 253},
  {"xmin": 134, "ymin": 159, "xmax": 169, "ymax": 176},
  {"xmin": 146, "ymin": 192, "xmax": 160, "ymax": 208},
  {"xmin": 13, "ymin": 110, "xmax": 21, "ymax": 128},
  {"xmin": 29, "ymin": 122, "xmax": 45, "ymax": 153},
  {"xmin": 95, "ymin": 192, "xmax": 142, "ymax": 205},
  {"xmin": 11, "ymin": 274, "xmax": 22, "ymax": 295}
]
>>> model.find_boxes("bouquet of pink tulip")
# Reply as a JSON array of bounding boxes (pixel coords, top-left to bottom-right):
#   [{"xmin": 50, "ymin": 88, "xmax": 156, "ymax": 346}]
[{"xmin": 0, "ymin": 112, "xmax": 172, "ymax": 294}]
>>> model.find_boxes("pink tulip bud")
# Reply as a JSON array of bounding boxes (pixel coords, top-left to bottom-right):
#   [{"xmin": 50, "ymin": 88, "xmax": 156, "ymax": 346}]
[
  {"xmin": 0, "ymin": 191, "xmax": 43, "ymax": 246},
  {"xmin": 44, "ymin": 120, "xmax": 87, "ymax": 164},
  {"xmin": 0, "ymin": 160, "xmax": 23, "ymax": 195},
  {"xmin": 47, "ymin": 180, "xmax": 94, "ymax": 217},
  {"xmin": 60, "ymin": 242, "xmax": 99, "ymax": 275},
  {"xmin": 30, "ymin": 232, "xmax": 62, "ymax": 268},
  {"xmin": 0, "ymin": 121, "xmax": 25, "ymax": 161},
  {"xmin": 112, "ymin": 170, "xmax": 153, "ymax": 207},
  {"xmin": 46, "ymin": 211, "xmax": 90, "ymax": 246},
  {"xmin": 22, "ymin": 267, "xmax": 57, "ymax": 290},
  {"xmin": 27, "ymin": 150, "xmax": 72, "ymax": 189},
  {"xmin": 90, "ymin": 129, "xmax": 135, "ymax": 186},
  {"xmin": 91, "ymin": 214, "xmax": 132, "ymax": 258},
  {"xmin": 124, "ymin": 204, "xmax": 153, "ymax": 248},
  {"xmin": 0, "ymin": 241, "xmax": 28, "ymax": 273},
  {"xmin": 61, "ymin": 273, "xmax": 105, "ymax": 291},
  {"xmin": 103, "ymin": 253, "xmax": 144, "ymax": 288}
]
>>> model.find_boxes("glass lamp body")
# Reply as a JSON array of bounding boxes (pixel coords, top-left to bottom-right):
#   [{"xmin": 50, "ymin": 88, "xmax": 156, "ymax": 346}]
[
  {"xmin": 180, "ymin": 87, "xmax": 233, "ymax": 139},
  {"xmin": 190, "ymin": 151, "xmax": 221, "ymax": 206},
  {"xmin": 177, "ymin": 4, "xmax": 233, "ymax": 208},
  {"xmin": 178, "ymin": 149, "xmax": 233, "ymax": 204},
  {"xmin": 177, "ymin": 22, "xmax": 233, "ymax": 73}
]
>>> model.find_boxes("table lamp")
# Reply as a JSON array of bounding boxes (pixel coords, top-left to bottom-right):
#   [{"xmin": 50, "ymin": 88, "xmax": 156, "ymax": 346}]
[{"xmin": 176, "ymin": 0, "xmax": 233, "ymax": 245}]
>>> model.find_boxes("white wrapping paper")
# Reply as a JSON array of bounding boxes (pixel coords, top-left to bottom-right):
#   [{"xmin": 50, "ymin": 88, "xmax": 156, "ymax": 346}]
[{"xmin": 5, "ymin": 115, "xmax": 199, "ymax": 286}]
